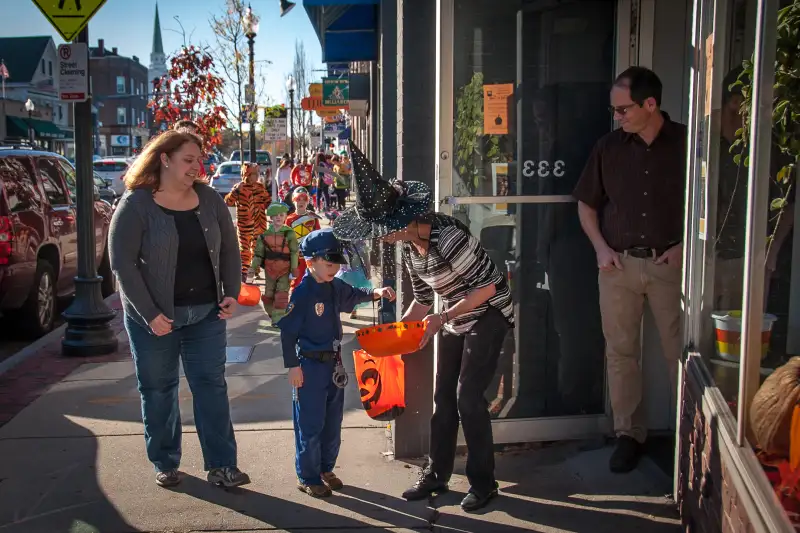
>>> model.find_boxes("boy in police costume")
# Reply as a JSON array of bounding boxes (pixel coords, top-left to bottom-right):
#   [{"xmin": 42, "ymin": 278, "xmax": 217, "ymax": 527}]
[{"xmin": 277, "ymin": 228, "xmax": 395, "ymax": 497}]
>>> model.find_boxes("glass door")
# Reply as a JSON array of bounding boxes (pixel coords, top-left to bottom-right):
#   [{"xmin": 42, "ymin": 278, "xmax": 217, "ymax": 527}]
[{"xmin": 436, "ymin": 0, "xmax": 628, "ymax": 442}]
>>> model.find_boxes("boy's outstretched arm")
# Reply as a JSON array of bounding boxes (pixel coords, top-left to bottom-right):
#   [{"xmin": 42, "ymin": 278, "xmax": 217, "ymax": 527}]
[{"xmin": 287, "ymin": 231, "xmax": 299, "ymax": 272}]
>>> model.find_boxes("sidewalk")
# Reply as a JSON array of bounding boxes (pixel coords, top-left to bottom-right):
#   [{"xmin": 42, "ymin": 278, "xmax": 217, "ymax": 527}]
[{"xmin": 0, "ymin": 293, "xmax": 681, "ymax": 533}]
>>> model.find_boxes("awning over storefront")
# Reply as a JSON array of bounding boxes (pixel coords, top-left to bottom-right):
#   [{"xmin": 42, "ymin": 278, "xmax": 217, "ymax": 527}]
[
  {"xmin": 304, "ymin": 0, "xmax": 380, "ymax": 63},
  {"xmin": 5, "ymin": 116, "xmax": 69, "ymax": 140}
]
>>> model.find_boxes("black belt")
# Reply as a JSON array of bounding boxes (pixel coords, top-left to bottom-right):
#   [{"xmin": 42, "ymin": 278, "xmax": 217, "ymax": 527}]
[
  {"xmin": 622, "ymin": 246, "xmax": 669, "ymax": 259},
  {"xmin": 301, "ymin": 351, "xmax": 337, "ymax": 362}
]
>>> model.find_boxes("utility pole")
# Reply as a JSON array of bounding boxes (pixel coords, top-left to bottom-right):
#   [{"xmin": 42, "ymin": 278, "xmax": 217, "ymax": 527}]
[{"xmin": 62, "ymin": 26, "xmax": 118, "ymax": 357}]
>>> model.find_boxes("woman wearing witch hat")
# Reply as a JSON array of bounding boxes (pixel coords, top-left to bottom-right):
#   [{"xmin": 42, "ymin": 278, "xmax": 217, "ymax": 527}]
[{"xmin": 332, "ymin": 142, "xmax": 514, "ymax": 512}]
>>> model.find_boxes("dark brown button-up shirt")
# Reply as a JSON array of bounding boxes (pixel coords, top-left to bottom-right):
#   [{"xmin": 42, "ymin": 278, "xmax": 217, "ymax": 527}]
[{"xmin": 573, "ymin": 114, "xmax": 687, "ymax": 251}]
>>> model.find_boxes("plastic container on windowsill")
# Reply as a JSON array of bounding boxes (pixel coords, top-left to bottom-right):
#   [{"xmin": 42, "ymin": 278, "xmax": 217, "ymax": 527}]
[{"xmin": 711, "ymin": 310, "xmax": 778, "ymax": 362}]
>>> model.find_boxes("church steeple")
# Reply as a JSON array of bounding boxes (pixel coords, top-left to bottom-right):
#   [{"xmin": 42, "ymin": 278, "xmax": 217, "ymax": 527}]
[
  {"xmin": 152, "ymin": 4, "xmax": 164, "ymax": 56},
  {"xmin": 148, "ymin": 2, "xmax": 167, "ymax": 91}
]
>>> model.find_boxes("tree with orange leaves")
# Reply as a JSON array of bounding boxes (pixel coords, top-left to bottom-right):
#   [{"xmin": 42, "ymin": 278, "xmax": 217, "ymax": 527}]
[{"xmin": 148, "ymin": 45, "xmax": 228, "ymax": 152}]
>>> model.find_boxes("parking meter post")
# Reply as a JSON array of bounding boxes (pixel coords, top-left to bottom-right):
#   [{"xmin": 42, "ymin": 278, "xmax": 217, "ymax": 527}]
[{"xmin": 62, "ymin": 27, "xmax": 118, "ymax": 358}]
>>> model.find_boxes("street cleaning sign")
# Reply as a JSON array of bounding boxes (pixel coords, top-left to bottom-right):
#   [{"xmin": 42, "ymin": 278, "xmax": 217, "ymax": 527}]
[
  {"xmin": 57, "ymin": 43, "xmax": 88, "ymax": 102},
  {"xmin": 322, "ymin": 78, "xmax": 349, "ymax": 107},
  {"xmin": 32, "ymin": 0, "xmax": 107, "ymax": 42}
]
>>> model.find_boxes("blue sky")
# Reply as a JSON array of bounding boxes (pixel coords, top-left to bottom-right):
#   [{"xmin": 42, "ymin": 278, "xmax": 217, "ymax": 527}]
[{"xmin": 3, "ymin": 0, "xmax": 325, "ymax": 104}]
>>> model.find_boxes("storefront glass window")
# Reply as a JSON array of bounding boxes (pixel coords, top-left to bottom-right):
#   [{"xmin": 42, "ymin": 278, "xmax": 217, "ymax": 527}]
[
  {"xmin": 689, "ymin": 0, "xmax": 794, "ymax": 420},
  {"xmin": 449, "ymin": 0, "xmax": 617, "ymax": 418}
]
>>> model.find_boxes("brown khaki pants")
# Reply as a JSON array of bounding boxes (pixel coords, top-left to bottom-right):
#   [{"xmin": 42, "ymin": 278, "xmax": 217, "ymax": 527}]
[{"xmin": 598, "ymin": 254, "xmax": 682, "ymax": 443}]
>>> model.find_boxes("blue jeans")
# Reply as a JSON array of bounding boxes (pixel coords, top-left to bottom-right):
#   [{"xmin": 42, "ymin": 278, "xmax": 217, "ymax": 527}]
[
  {"xmin": 293, "ymin": 357, "xmax": 344, "ymax": 485},
  {"xmin": 125, "ymin": 303, "xmax": 238, "ymax": 472}
]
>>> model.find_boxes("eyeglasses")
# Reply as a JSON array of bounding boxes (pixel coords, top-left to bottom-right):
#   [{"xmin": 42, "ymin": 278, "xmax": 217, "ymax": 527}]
[{"xmin": 608, "ymin": 103, "xmax": 639, "ymax": 116}]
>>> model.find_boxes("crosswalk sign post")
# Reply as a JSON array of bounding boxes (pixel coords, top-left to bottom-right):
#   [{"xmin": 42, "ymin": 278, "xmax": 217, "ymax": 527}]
[{"xmin": 31, "ymin": 0, "xmax": 107, "ymax": 42}]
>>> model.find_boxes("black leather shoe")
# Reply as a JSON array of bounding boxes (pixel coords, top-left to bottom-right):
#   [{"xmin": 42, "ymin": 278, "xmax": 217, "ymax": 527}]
[
  {"xmin": 461, "ymin": 485, "xmax": 499, "ymax": 512},
  {"xmin": 609, "ymin": 435, "xmax": 643, "ymax": 473},
  {"xmin": 402, "ymin": 472, "xmax": 448, "ymax": 501}
]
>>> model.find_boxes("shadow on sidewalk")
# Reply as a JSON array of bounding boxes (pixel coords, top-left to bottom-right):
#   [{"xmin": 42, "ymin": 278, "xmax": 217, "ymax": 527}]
[
  {"xmin": 334, "ymin": 483, "xmax": 679, "ymax": 533},
  {"xmin": 0, "ymin": 417, "xmax": 137, "ymax": 533},
  {"xmin": 172, "ymin": 475, "xmax": 402, "ymax": 532}
]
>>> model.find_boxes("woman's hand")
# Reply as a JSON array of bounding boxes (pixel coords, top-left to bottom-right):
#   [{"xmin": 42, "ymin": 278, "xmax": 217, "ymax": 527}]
[
  {"xmin": 218, "ymin": 297, "xmax": 237, "ymax": 319},
  {"xmin": 149, "ymin": 314, "xmax": 174, "ymax": 336},
  {"xmin": 419, "ymin": 313, "xmax": 444, "ymax": 350},
  {"xmin": 288, "ymin": 366, "xmax": 304, "ymax": 388}
]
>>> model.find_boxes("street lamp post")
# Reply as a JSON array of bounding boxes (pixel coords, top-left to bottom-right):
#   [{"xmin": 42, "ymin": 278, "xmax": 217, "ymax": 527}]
[
  {"xmin": 286, "ymin": 75, "xmax": 296, "ymax": 159},
  {"xmin": 61, "ymin": 27, "xmax": 118, "ymax": 357},
  {"xmin": 24, "ymin": 98, "xmax": 35, "ymax": 146},
  {"xmin": 244, "ymin": 5, "xmax": 259, "ymax": 164}
]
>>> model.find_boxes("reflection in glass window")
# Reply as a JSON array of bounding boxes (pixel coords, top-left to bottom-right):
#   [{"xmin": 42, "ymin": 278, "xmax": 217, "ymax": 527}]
[
  {"xmin": 0, "ymin": 157, "xmax": 40, "ymax": 213},
  {"xmin": 37, "ymin": 158, "xmax": 68, "ymax": 206},
  {"xmin": 58, "ymin": 160, "xmax": 77, "ymax": 203}
]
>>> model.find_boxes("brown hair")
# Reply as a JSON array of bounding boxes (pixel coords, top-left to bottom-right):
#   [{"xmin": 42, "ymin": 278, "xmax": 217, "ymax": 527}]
[
  {"xmin": 173, "ymin": 119, "xmax": 199, "ymax": 132},
  {"xmin": 124, "ymin": 130, "xmax": 203, "ymax": 190}
]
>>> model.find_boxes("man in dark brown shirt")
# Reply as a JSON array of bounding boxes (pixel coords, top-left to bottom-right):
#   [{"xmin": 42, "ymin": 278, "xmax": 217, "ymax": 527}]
[{"xmin": 573, "ymin": 67, "xmax": 686, "ymax": 473}]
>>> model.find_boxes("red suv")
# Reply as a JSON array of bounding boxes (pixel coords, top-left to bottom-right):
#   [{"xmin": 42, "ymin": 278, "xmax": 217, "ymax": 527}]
[{"xmin": 0, "ymin": 149, "xmax": 114, "ymax": 337}]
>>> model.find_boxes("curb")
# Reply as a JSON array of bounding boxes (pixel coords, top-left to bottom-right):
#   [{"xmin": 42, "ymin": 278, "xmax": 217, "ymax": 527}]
[{"xmin": 0, "ymin": 292, "xmax": 122, "ymax": 379}]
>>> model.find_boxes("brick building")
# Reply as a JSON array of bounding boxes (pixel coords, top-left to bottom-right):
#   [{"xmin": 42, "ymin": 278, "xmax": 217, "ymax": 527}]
[
  {"xmin": 303, "ymin": 0, "xmax": 798, "ymax": 530},
  {"xmin": 89, "ymin": 39, "xmax": 150, "ymax": 157}
]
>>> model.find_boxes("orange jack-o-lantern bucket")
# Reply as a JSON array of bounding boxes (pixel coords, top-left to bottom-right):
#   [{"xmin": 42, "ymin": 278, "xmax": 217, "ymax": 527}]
[
  {"xmin": 238, "ymin": 283, "xmax": 262, "ymax": 306},
  {"xmin": 353, "ymin": 349, "xmax": 405, "ymax": 421},
  {"xmin": 355, "ymin": 321, "xmax": 426, "ymax": 358}
]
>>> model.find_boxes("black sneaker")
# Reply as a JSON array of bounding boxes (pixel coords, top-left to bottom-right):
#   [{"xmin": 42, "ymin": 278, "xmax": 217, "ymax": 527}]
[
  {"xmin": 402, "ymin": 470, "xmax": 448, "ymax": 501},
  {"xmin": 155, "ymin": 469, "xmax": 180, "ymax": 487},
  {"xmin": 461, "ymin": 484, "xmax": 499, "ymax": 512},
  {"xmin": 207, "ymin": 466, "xmax": 251, "ymax": 488},
  {"xmin": 609, "ymin": 435, "xmax": 642, "ymax": 473}
]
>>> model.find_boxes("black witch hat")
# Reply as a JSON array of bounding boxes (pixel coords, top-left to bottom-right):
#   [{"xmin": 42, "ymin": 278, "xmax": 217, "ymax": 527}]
[{"xmin": 332, "ymin": 141, "xmax": 432, "ymax": 241}]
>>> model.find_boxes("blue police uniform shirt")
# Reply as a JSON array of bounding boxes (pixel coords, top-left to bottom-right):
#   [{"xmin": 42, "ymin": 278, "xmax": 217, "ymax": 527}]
[{"xmin": 277, "ymin": 273, "xmax": 374, "ymax": 368}]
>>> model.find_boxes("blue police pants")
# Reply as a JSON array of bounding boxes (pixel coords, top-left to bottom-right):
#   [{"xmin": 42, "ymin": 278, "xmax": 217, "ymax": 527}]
[
  {"xmin": 293, "ymin": 357, "xmax": 344, "ymax": 486},
  {"xmin": 126, "ymin": 303, "xmax": 238, "ymax": 472}
]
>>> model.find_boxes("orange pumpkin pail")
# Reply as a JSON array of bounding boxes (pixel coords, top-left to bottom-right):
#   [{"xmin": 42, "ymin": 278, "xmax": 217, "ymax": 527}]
[
  {"xmin": 238, "ymin": 284, "xmax": 262, "ymax": 306},
  {"xmin": 353, "ymin": 349, "xmax": 406, "ymax": 421},
  {"xmin": 355, "ymin": 321, "xmax": 426, "ymax": 358}
]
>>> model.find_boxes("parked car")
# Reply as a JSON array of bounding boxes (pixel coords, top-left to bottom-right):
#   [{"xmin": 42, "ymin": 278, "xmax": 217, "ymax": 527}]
[
  {"xmin": 203, "ymin": 153, "xmax": 220, "ymax": 177},
  {"xmin": 0, "ymin": 149, "xmax": 114, "ymax": 337},
  {"xmin": 228, "ymin": 150, "xmax": 272, "ymax": 186},
  {"xmin": 210, "ymin": 161, "xmax": 242, "ymax": 196},
  {"xmin": 92, "ymin": 157, "xmax": 131, "ymax": 196},
  {"xmin": 94, "ymin": 173, "xmax": 116, "ymax": 205}
]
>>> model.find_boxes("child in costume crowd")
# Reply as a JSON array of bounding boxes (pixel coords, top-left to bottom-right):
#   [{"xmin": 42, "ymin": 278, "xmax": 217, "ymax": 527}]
[
  {"xmin": 225, "ymin": 162, "xmax": 271, "ymax": 280},
  {"xmin": 285, "ymin": 187, "xmax": 322, "ymax": 290},
  {"xmin": 276, "ymin": 228, "xmax": 395, "ymax": 498},
  {"xmin": 247, "ymin": 203, "xmax": 298, "ymax": 323}
]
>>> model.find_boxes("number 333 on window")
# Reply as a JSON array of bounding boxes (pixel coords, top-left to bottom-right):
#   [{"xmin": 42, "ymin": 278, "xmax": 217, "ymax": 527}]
[{"xmin": 522, "ymin": 160, "xmax": 565, "ymax": 178}]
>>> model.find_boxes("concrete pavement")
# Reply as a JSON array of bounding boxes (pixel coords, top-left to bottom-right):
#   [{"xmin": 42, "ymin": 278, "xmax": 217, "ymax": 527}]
[{"xmin": 0, "ymin": 292, "xmax": 681, "ymax": 533}]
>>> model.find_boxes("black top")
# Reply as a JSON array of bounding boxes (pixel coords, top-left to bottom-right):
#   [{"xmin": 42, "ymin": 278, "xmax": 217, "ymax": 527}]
[
  {"xmin": 159, "ymin": 205, "xmax": 218, "ymax": 307},
  {"xmin": 573, "ymin": 113, "xmax": 687, "ymax": 251}
]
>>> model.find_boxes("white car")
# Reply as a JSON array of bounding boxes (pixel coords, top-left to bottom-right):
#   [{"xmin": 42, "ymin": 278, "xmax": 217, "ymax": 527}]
[
  {"xmin": 211, "ymin": 161, "xmax": 243, "ymax": 196},
  {"xmin": 93, "ymin": 157, "xmax": 131, "ymax": 196}
]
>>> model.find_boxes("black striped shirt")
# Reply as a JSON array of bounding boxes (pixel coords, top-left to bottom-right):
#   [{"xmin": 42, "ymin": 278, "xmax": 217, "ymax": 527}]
[{"xmin": 401, "ymin": 214, "xmax": 514, "ymax": 335}]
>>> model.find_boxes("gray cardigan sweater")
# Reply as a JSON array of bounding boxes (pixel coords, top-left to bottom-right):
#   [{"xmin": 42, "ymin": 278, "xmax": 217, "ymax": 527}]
[{"xmin": 109, "ymin": 183, "xmax": 241, "ymax": 327}]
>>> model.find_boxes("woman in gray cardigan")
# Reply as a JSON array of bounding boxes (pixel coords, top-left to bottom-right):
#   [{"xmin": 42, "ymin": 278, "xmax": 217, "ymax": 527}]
[{"xmin": 109, "ymin": 130, "xmax": 249, "ymax": 489}]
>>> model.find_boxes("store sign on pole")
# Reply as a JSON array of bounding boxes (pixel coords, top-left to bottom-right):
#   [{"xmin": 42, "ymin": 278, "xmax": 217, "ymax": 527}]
[
  {"xmin": 57, "ymin": 43, "xmax": 88, "ymax": 102},
  {"xmin": 322, "ymin": 78, "xmax": 349, "ymax": 107},
  {"xmin": 309, "ymin": 83, "xmax": 322, "ymax": 98},
  {"xmin": 32, "ymin": 0, "xmax": 107, "ymax": 42},
  {"xmin": 262, "ymin": 117, "xmax": 287, "ymax": 142}
]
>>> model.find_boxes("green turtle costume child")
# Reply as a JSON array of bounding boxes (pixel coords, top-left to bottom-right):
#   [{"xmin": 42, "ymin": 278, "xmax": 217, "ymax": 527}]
[{"xmin": 247, "ymin": 203, "xmax": 299, "ymax": 322}]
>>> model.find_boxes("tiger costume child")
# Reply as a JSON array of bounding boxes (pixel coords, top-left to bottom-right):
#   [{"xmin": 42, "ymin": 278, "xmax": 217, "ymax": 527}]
[{"xmin": 225, "ymin": 162, "xmax": 271, "ymax": 279}]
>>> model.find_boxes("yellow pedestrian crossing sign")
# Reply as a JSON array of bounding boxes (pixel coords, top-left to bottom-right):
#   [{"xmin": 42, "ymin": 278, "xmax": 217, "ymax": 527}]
[{"xmin": 31, "ymin": 0, "xmax": 107, "ymax": 42}]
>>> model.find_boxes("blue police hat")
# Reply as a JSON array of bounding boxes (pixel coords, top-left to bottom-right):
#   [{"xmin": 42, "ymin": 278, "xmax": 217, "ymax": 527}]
[{"xmin": 300, "ymin": 228, "xmax": 347, "ymax": 264}]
